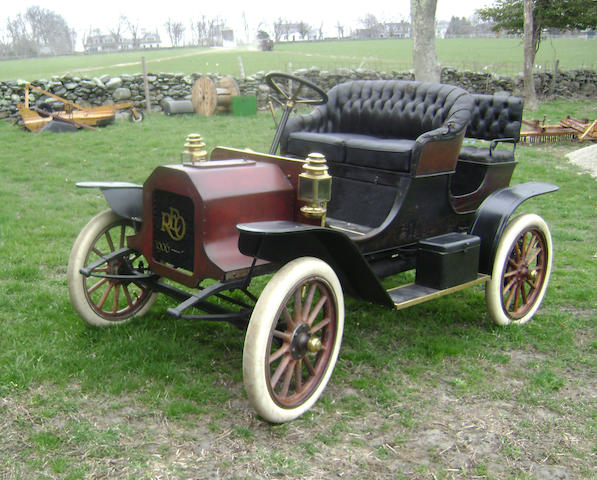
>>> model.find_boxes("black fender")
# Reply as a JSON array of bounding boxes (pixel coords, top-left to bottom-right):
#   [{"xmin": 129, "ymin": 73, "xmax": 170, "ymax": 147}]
[
  {"xmin": 237, "ymin": 221, "xmax": 394, "ymax": 308},
  {"xmin": 470, "ymin": 181, "xmax": 558, "ymax": 274},
  {"xmin": 76, "ymin": 181, "xmax": 143, "ymax": 221}
]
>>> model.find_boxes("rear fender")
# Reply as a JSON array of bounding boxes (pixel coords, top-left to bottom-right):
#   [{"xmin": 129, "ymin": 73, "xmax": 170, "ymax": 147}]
[
  {"xmin": 470, "ymin": 181, "xmax": 558, "ymax": 274},
  {"xmin": 238, "ymin": 221, "xmax": 394, "ymax": 307},
  {"xmin": 76, "ymin": 181, "xmax": 143, "ymax": 221}
]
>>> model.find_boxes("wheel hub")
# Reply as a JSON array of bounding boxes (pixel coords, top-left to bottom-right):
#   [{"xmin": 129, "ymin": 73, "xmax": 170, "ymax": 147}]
[{"xmin": 290, "ymin": 323, "xmax": 318, "ymax": 360}]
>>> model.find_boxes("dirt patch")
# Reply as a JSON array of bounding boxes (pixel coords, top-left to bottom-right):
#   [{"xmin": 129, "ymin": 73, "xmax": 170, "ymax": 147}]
[
  {"xmin": 565, "ymin": 144, "xmax": 597, "ymax": 179},
  {"xmin": 2, "ymin": 347, "xmax": 595, "ymax": 480}
]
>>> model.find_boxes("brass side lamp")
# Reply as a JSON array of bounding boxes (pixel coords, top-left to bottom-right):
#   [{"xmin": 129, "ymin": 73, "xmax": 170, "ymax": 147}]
[
  {"xmin": 298, "ymin": 152, "xmax": 332, "ymax": 225},
  {"xmin": 181, "ymin": 133, "xmax": 208, "ymax": 164}
]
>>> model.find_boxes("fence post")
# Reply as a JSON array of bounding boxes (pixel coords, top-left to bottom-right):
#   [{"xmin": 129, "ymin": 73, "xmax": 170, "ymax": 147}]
[{"xmin": 142, "ymin": 57, "xmax": 151, "ymax": 113}]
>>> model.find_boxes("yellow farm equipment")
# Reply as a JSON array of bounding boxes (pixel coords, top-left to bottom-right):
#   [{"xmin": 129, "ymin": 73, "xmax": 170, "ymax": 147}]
[
  {"xmin": 520, "ymin": 116, "xmax": 597, "ymax": 144},
  {"xmin": 18, "ymin": 83, "xmax": 143, "ymax": 132}
]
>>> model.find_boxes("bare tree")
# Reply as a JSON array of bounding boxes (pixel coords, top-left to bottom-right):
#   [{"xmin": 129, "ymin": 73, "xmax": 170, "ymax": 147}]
[
  {"xmin": 336, "ymin": 22, "xmax": 345, "ymax": 39},
  {"xmin": 165, "ymin": 18, "xmax": 185, "ymax": 47},
  {"xmin": 125, "ymin": 17, "xmax": 141, "ymax": 48},
  {"xmin": 298, "ymin": 21, "xmax": 311, "ymax": 40},
  {"xmin": 5, "ymin": 6, "xmax": 73, "ymax": 56},
  {"xmin": 109, "ymin": 16, "xmax": 126, "ymax": 49},
  {"xmin": 410, "ymin": 0, "xmax": 440, "ymax": 82},
  {"xmin": 273, "ymin": 18, "xmax": 284, "ymax": 42}
]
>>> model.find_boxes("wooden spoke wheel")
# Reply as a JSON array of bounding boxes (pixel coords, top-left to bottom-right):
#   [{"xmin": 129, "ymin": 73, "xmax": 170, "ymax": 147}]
[
  {"xmin": 486, "ymin": 214, "xmax": 553, "ymax": 325},
  {"xmin": 243, "ymin": 257, "xmax": 344, "ymax": 423},
  {"xmin": 67, "ymin": 210, "xmax": 156, "ymax": 326}
]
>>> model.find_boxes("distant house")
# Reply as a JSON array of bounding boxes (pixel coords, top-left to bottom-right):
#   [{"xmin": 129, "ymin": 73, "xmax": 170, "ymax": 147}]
[{"xmin": 84, "ymin": 31, "xmax": 161, "ymax": 53}]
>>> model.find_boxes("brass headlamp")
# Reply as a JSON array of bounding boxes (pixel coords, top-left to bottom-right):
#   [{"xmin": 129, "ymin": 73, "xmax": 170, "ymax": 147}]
[
  {"xmin": 181, "ymin": 133, "xmax": 208, "ymax": 164},
  {"xmin": 298, "ymin": 152, "xmax": 332, "ymax": 225}
]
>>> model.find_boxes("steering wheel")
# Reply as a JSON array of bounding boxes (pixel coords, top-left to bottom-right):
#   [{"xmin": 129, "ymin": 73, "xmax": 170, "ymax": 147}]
[
  {"xmin": 265, "ymin": 72, "xmax": 328, "ymax": 107},
  {"xmin": 265, "ymin": 72, "xmax": 328, "ymax": 155}
]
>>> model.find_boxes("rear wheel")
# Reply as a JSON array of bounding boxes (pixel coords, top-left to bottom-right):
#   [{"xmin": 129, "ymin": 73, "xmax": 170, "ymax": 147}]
[
  {"xmin": 243, "ymin": 257, "xmax": 344, "ymax": 423},
  {"xmin": 67, "ymin": 210, "xmax": 156, "ymax": 326},
  {"xmin": 486, "ymin": 214, "xmax": 552, "ymax": 325}
]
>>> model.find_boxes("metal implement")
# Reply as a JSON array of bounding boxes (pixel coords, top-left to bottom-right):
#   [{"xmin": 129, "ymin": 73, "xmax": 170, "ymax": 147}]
[
  {"xmin": 18, "ymin": 82, "xmax": 143, "ymax": 132},
  {"xmin": 520, "ymin": 116, "xmax": 597, "ymax": 143}
]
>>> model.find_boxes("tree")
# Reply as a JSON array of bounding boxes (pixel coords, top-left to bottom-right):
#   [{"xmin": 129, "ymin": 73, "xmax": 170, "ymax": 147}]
[
  {"xmin": 5, "ymin": 6, "xmax": 73, "ymax": 57},
  {"xmin": 125, "ymin": 17, "xmax": 141, "ymax": 48},
  {"xmin": 109, "ymin": 16, "xmax": 126, "ymax": 49},
  {"xmin": 523, "ymin": 0, "xmax": 537, "ymax": 109},
  {"xmin": 164, "ymin": 18, "xmax": 185, "ymax": 47},
  {"xmin": 336, "ymin": 22, "xmax": 345, "ymax": 39},
  {"xmin": 410, "ymin": 0, "xmax": 440, "ymax": 82},
  {"xmin": 478, "ymin": 0, "xmax": 597, "ymax": 106},
  {"xmin": 298, "ymin": 21, "xmax": 311, "ymax": 40},
  {"xmin": 445, "ymin": 16, "xmax": 474, "ymax": 37}
]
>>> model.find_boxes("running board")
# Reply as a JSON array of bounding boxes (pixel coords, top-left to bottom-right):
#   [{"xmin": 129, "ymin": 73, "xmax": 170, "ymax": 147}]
[{"xmin": 388, "ymin": 274, "xmax": 490, "ymax": 311}]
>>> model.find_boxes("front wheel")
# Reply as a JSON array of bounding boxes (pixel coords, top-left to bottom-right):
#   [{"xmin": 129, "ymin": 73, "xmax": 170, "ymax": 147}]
[
  {"xmin": 486, "ymin": 214, "xmax": 553, "ymax": 326},
  {"xmin": 67, "ymin": 210, "xmax": 157, "ymax": 327},
  {"xmin": 243, "ymin": 257, "xmax": 344, "ymax": 423}
]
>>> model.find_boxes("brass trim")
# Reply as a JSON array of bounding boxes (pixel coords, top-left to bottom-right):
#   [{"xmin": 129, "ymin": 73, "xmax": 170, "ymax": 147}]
[
  {"xmin": 389, "ymin": 274, "xmax": 490, "ymax": 311},
  {"xmin": 327, "ymin": 224, "xmax": 367, "ymax": 236}
]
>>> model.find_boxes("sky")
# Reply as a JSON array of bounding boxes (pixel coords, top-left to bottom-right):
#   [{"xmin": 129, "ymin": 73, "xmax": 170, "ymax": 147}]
[{"xmin": 0, "ymin": 0, "xmax": 493, "ymax": 48}]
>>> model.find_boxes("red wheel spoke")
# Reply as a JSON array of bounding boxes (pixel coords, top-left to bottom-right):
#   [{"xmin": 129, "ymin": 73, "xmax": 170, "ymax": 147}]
[
  {"xmin": 122, "ymin": 284, "xmax": 134, "ymax": 308},
  {"xmin": 513, "ymin": 282, "xmax": 522, "ymax": 312},
  {"xmin": 302, "ymin": 284, "xmax": 317, "ymax": 322},
  {"xmin": 521, "ymin": 282, "xmax": 528, "ymax": 305},
  {"xmin": 306, "ymin": 295, "xmax": 327, "ymax": 326},
  {"xmin": 87, "ymin": 277, "xmax": 108, "ymax": 295},
  {"xmin": 504, "ymin": 279, "xmax": 518, "ymax": 310},
  {"xmin": 280, "ymin": 359, "xmax": 295, "ymax": 397},
  {"xmin": 96, "ymin": 282, "xmax": 114, "ymax": 310},
  {"xmin": 303, "ymin": 356, "xmax": 315, "ymax": 376},
  {"xmin": 311, "ymin": 317, "xmax": 331, "ymax": 334},
  {"xmin": 273, "ymin": 329, "xmax": 292, "ymax": 342},
  {"xmin": 104, "ymin": 231, "xmax": 115, "ymax": 252},
  {"xmin": 271, "ymin": 355, "xmax": 292, "ymax": 389},
  {"xmin": 112, "ymin": 285, "xmax": 121, "ymax": 313},
  {"xmin": 269, "ymin": 343, "xmax": 290, "ymax": 364},
  {"xmin": 504, "ymin": 269, "xmax": 518, "ymax": 279},
  {"xmin": 119, "ymin": 225, "xmax": 126, "ymax": 249},
  {"xmin": 293, "ymin": 288, "xmax": 303, "ymax": 324},
  {"xmin": 92, "ymin": 247, "xmax": 105, "ymax": 258},
  {"xmin": 295, "ymin": 360, "xmax": 303, "ymax": 393},
  {"xmin": 283, "ymin": 307, "xmax": 296, "ymax": 331}
]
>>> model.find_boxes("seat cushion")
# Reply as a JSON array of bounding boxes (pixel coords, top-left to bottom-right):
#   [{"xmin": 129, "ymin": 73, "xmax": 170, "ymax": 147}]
[
  {"xmin": 343, "ymin": 135, "xmax": 414, "ymax": 172},
  {"xmin": 459, "ymin": 145, "xmax": 515, "ymax": 164},
  {"xmin": 286, "ymin": 131, "xmax": 347, "ymax": 162}
]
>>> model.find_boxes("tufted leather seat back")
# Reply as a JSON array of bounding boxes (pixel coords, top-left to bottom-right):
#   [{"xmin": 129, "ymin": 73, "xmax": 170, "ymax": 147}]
[
  {"xmin": 466, "ymin": 94, "xmax": 524, "ymax": 141},
  {"xmin": 312, "ymin": 80, "xmax": 471, "ymax": 140}
]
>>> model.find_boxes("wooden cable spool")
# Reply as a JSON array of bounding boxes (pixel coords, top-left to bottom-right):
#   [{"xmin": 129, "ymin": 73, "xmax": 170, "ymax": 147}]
[{"xmin": 192, "ymin": 76, "xmax": 240, "ymax": 116}]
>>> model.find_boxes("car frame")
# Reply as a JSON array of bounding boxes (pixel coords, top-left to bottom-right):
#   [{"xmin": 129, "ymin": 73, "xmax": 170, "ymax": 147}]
[{"xmin": 67, "ymin": 72, "xmax": 557, "ymax": 423}]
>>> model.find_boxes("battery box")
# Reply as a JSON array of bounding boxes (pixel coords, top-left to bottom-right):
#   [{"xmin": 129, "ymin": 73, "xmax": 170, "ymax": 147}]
[{"xmin": 415, "ymin": 232, "xmax": 481, "ymax": 290}]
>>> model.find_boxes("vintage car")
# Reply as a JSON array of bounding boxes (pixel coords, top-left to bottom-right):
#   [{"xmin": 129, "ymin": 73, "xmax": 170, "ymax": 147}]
[{"xmin": 67, "ymin": 73, "xmax": 557, "ymax": 423}]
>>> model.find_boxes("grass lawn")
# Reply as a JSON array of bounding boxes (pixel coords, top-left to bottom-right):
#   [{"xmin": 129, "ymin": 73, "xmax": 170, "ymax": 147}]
[
  {"xmin": 1, "ymin": 37, "xmax": 596, "ymax": 81},
  {"xmin": 0, "ymin": 100, "xmax": 595, "ymax": 478}
]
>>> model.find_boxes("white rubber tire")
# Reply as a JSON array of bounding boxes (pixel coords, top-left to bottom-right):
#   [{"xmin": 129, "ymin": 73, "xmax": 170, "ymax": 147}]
[
  {"xmin": 243, "ymin": 257, "xmax": 344, "ymax": 423},
  {"xmin": 67, "ymin": 210, "xmax": 156, "ymax": 327},
  {"xmin": 486, "ymin": 214, "xmax": 553, "ymax": 326}
]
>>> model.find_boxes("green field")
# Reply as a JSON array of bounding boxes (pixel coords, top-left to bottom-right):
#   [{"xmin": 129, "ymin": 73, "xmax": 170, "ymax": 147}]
[
  {"xmin": 1, "ymin": 37, "xmax": 596, "ymax": 81},
  {"xmin": 0, "ymin": 98, "xmax": 595, "ymax": 478}
]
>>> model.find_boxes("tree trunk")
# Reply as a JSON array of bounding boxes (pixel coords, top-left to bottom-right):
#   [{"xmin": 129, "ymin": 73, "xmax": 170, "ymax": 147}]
[
  {"xmin": 411, "ymin": 0, "xmax": 440, "ymax": 82},
  {"xmin": 523, "ymin": 0, "xmax": 538, "ymax": 110}
]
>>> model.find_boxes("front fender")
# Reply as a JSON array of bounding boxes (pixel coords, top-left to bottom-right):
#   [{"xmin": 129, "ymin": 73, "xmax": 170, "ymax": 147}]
[
  {"xmin": 238, "ymin": 221, "xmax": 394, "ymax": 307},
  {"xmin": 470, "ymin": 181, "xmax": 558, "ymax": 274},
  {"xmin": 76, "ymin": 181, "xmax": 143, "ymax": 221}
]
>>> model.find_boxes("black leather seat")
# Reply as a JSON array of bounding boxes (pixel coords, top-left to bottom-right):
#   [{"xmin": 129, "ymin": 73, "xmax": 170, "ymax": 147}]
[
  {"xmin": 459, "ymin": 94, "xmax": 524, "ymax": 163},
  {"xmin": 280, "ymin": 80, "xmax": 473, "ymax": 175}
]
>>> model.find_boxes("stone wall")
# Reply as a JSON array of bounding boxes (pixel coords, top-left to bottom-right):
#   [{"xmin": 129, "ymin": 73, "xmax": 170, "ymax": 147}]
[{"xmin": 1, "ymin": 67, "xmax": 595, "ymax": 119}]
